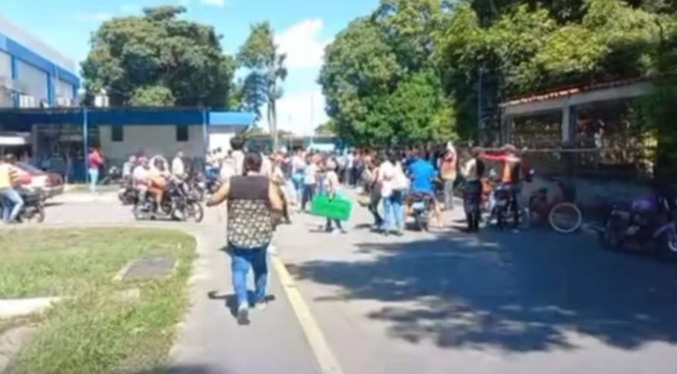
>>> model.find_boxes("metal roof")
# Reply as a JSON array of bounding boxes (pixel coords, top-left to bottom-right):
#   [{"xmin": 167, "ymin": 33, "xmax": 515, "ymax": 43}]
[
  {"xmin": 209, "ymin": 111, "xmax": 255, "ymax": 126},
  {"xmin": 0, "ymin": 107, "xmax": 255, "ymax": 132},
  {"xmin": 500, "ymin": 78, "xmax": 647, "ymax": 108}
]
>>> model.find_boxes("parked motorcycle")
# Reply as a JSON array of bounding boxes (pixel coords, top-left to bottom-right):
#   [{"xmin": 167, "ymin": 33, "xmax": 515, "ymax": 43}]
[
  {"xmin": 186, "ymin": 173, "xmax": 207, "ymax": 201},
  {"xmin": 408, "ymin": 192, "xmax": 433, "ymax": 231},
  {"xmin": 15, "ymin": 188, "xmax": 45, "ymax": 224},
  {"xmin": 493, "ymin": 184, "xmax": 520, "ymax": 229},
  {"xmin": 117, "ymin": 177, "xmax": 138, "ymax": 205},
  {"xmin": 133, "ymin": 179, "xmax": 204, "ymax": 222},
  {"xmin": 598, "ymin": 191, "xmax": 677, "ymax": 257}
]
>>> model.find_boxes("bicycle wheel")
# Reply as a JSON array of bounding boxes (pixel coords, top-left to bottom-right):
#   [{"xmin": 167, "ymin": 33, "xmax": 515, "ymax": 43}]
[{"xmin": 548, "ymin": 202, "xmax": 582, "ymax": 234}]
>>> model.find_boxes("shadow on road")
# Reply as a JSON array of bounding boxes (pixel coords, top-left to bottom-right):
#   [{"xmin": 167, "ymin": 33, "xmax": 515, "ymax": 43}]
[{"xmin": 288, "ymin": 229, "xmax": 677, "ymax": 352}]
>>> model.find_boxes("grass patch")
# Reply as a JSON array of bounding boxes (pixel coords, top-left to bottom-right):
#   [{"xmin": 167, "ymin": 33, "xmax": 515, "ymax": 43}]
[{"xmin": 0, "ymin": 228, "xmax": 196, "ymax": 374}]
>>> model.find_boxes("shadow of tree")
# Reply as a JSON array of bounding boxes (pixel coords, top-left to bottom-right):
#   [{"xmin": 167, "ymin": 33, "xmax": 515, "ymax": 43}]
[{"xmin": 288, "ymin": 229, "xmax": 677, "ymax": 352}]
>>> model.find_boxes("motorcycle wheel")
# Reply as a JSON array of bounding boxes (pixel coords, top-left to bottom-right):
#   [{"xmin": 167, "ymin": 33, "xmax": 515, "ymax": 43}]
[
  {"xmin": 656, "ymin": 229, "xmax": 677, "ymax": 260},
  {"xmin": 185, "ymin": 202, "xmax": 204, "ymax": 223},
  {"xmin": 20, "ymin": 205, "xmax": 45, "ymax": 224},
  {"xmin": 548, "ymin": 202, "xmax": 583, "ymax": 234}
]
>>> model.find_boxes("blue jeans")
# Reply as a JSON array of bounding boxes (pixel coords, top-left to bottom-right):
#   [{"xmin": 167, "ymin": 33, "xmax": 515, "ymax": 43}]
[
  {"xmin": 292, "ymin": 172, "xmax": 304, "ymax": 203},
  {"xmin": 88, "ymin": 168, "xmax": 99, "ymax": 192},
  {"xmin": 0, "ymin": 188, "xmax": 23, "ymax": 222},
  {"xmin": 230, "ymin": 244, "xmax": 268, "ymax": 308},
  {"xmin": 383, "ymin": 190, "xmax": 405, "ymax": 232}
]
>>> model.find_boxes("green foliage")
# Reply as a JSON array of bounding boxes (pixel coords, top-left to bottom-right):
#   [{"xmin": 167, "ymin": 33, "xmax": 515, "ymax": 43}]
[
  {"xmin": 81, "ymin": 6, "xmax": 234, "ymax": 107},
  {"xmin": 129, "ymin": 85, "xmax": 175, "ymax": 106},
  {"xmin": 319, "ymin": 3, "xmax": 456, "ymax": 146},
  {"xmin": 237, "ymin": 22, "xmax": 287, "ymax": 149}
]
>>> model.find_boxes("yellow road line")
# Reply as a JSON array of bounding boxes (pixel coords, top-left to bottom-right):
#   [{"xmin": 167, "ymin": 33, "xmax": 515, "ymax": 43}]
[{"xmin": 271, "ymin": 255, "xmax": 345, "ymax": 374}]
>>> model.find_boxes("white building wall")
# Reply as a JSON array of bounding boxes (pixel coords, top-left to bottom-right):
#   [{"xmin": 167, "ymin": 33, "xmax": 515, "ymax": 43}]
[
  {"xmin": 0, "ymin": 14, "xmax": 77, "ymax": 75},
  {"xmin": 0, "ymin": 50, "xmax": 10, "ymax": 77},
  {"xmin": 56, "ymin": 79, "xmax": 73, "ymax": 100},
  {"xmin": 17, "ymin": 60, "xmax": 47, "ymax": 103},
  {"xmin": 98, "ymin": 125, "xmax": 206, "ymax": 162},
  {"xmin": 208, "ymin": 127, "xmax": 237, "ymax": 153},
  {"xmin": 0, "ymin": 51, "xmax": 11, "ymax": 107}
]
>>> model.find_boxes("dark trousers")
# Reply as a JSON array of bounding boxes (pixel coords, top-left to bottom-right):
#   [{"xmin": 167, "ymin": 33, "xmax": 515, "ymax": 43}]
[
  {"xmin": 369, "ymin": 190, "xmax": 383, "ymax": 228},
  {"xmin": 463, "ymin": 180, "xmax": 482, "ymax": 232},
  {"xmin": 302, "ymin": 184, "xmax": 316, "ymax": 211},
  {"xmin": 350, "ymin": 167, "xmax": 359, "ymax": 186}
]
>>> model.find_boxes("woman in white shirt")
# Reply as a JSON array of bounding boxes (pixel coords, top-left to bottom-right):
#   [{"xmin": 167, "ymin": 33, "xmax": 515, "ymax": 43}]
[
  {"xmin": 301, "ymin": 154, "xmax": 319, "ymax": 212},
  {"xmin": 323, "ymin": 160, "xmax": 347, "ymax": 233},
  {"xmin": 291, "ymin": 150, "xmax": 307, "ymax": 207},
  {"xmin": 378, "ymin": 152, "xmax": 406, "ymax": 235},
  {"xmin": 461, "ymin": 147, "xmax": 485, "ymax": 233}
]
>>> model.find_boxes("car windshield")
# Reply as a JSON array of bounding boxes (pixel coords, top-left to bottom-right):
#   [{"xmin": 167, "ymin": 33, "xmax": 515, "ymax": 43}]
[{"xmin": 15, "ymin": 162, "xmax": 44, "ymax": 174}]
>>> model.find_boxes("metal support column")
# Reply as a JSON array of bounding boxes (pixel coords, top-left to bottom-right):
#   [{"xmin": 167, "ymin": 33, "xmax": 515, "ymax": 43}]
[
  {"xmin": 83, "ymin": 107, "xmax": 89, "ymax": 177},
  {"xmin": 202, "ymin": 109, "xmax": 209, "ymax": 157},
  {"xmin": 11, "ymin": 56, "xmax": 19, "ymax": 107}
]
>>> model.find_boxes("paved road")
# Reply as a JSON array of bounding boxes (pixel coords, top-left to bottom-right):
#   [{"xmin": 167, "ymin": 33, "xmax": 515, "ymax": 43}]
[
  {"xmin": 39, "ymin": 192, "xmax": 677, "ymax": 373},
  {"xmin": 276, "ymin": 199, "xmax": 677, "ymax": 374}
]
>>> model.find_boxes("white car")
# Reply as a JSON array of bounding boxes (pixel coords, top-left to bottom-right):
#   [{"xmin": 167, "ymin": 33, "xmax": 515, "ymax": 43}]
[{"xmin": 14, "ymin": 162, "xmax": 64, "ymax": 199}]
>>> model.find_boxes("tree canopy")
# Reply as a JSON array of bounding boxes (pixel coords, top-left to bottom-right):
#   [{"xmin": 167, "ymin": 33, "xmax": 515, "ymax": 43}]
[
  {"xmin": 82, "ymin": 6, "xmax": 234, "ymax": 107},
  {"xmin": 320, "ymin": 0, "xmax": 677, "ymax": 144},
  {"xmin": 237, "ymin": 22, "xmax": 287, "ymax": 149}
]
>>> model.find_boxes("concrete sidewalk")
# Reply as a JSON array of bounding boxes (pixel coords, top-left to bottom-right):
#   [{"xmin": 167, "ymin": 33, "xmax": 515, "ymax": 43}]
[{"xmin": 168, "ymin": 225, "xmax": 320, "ymax": 374}]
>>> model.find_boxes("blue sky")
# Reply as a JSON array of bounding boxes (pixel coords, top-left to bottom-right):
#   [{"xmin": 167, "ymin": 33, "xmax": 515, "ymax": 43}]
[{"xmin": 0, "ymin": 0, "xmax": 379, "ymax": 134}]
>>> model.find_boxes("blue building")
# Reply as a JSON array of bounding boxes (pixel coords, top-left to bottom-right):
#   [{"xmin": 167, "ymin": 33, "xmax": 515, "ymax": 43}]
[{"xmin": 0, "ymin": 15, "xmax": 80, "ymax": 109}]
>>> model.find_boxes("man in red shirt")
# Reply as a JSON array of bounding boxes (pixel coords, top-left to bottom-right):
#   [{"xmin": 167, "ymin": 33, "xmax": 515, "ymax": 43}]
[{"xmin": 88, "ymin": 148, "xmax": 104, "ymax": 193}]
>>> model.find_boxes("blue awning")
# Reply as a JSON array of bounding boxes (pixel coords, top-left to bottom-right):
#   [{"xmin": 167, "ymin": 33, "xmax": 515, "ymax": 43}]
[
  {"xmin": 209, "ymin": 111, "xmax": 254, "ymax": 126},
  {"xmin": 0, "ymin": 107, "xmax": 255, "ymax": 132}
]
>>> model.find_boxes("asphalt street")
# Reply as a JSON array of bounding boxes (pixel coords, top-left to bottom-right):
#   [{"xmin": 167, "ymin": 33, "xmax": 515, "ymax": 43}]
[{"xmin": 38, "ymin": 192, "xmax": 677, "ymax": 374}]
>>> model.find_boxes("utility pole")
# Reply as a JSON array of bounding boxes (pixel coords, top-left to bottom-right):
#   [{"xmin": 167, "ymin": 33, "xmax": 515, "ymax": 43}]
[
  {"xmin": 477, "ymin": 67, "xmax": 484, "ymax": 145},
  {"xmin": 310, "ymin": 94, "xmax": 315, "ymax": 136}
]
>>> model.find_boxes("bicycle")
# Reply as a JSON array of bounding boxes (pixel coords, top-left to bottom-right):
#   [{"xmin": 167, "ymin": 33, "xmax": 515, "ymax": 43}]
[{"xmin": 527, "ymin": 175, "xmax": 583, "ymax": 234}]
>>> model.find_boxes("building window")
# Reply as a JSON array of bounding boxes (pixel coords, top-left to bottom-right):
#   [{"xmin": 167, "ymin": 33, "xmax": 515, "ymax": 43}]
[
  {"xmin": 111, "ymin": 126, "xmax": 123, "ymax": 142},
  {"xmin": 176, "ymin": 125, "xmax": 189, "ymax": 142}
]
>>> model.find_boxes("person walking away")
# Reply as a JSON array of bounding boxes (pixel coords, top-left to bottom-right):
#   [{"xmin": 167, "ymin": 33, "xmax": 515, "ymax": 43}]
[
  {"xmin": 87, "ymin": 148, "xmax": 104, "ymax": 193},
  {"xmin": 230, "ymin": 137, "xmax": 246, "ymax": 176},
  {"xmin": 206, "ymin": 153, "xmax": 284, "ymax": 324},
  {"xmin": 440, "ymin": 148, "xmax": 457, "ymax": 211},
  {"xmin": 364, "ymin": 154, "xmax": 384, "ymax": 231},
  {"xmin": 291, "ymin": 149, "xmax": 307, "ymax": 207},
  {"xmin": 501, "ymin": 144, "xmax": 524, "ymax": 228},
  {"xmin": 324, "ymin": 159, "xmax": 347, "ymax": 234},
  {"xmin": 0, "ymin": 155, "xmax": 23, "ymax": 223},
  {"xmin": 172, "ymin": 151, "xmax": 186, "ymax": 179},
  {"xmin": 272, "ymin": 153, "xmax": 292, "ymax": 224},
  {"xmin": 461, "ymin": 147, "xmax": 486, "ymax": 233},
  {"xmin": 220, "ymin": 151, "xmax": 236, "ymax": 182},
  {"xmin": 379, "ymin": 152, "xmax": 406, "ymax": 236},
  {"xmin": 302, "ymin": 154, "xmax": 318, "ymax": 212},
  {"xmin": 346, "ymin": 150, "xmax": 355, "ymax": 186},
  {"xmin": 407, "ymin": 150, "xmax": 442, "ymax": 228}
]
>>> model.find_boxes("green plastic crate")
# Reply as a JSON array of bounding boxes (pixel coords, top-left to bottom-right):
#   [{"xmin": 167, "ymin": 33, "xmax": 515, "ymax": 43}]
[{"xmin": 310, "ymin": 194, "xmax": 353, "ymax": 221}]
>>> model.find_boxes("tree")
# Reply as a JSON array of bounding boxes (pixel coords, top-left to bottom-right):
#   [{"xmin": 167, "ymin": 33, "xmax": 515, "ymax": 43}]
[
  {"xmin": 315, "ymin": 121, "xmax": 336, "ymax": 135},
  {"xmin": 238, "ymin": 22, "xmax": 287, "ymax": 150},
  {"xmin": 81, "ymin": 6, "xmax": 234, "ymax": 107},
  {"xmin": 319, "ymin": 1, "xmax": 454, "ymax": 146}
]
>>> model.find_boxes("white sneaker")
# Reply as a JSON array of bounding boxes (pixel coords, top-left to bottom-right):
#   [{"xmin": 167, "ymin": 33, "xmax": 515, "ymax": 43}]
[{"xmin": 237, "ymin": 303, "xmax": 250, "ymax": 325}]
